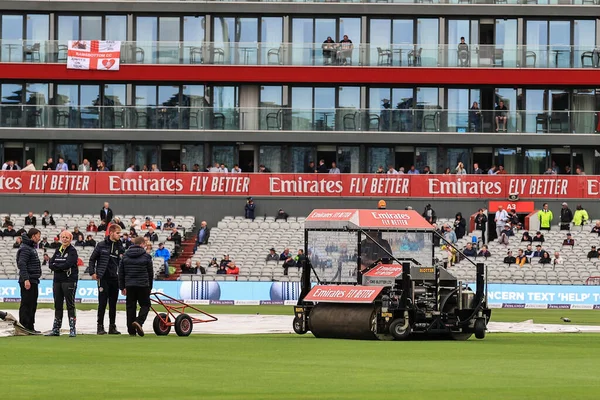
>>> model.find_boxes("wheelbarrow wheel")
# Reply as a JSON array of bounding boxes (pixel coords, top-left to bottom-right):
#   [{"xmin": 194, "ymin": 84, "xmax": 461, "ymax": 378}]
[
  {"xmin": 175, "ymin": 314, "xmax": 193, "ymax": 337},
  {"xmin": 153, "ymin": 313, "xmax": 172, "ymax": 336},
  {"xmin": 292, "ymin": 316, "xmax": 307, "ymax": 335}
]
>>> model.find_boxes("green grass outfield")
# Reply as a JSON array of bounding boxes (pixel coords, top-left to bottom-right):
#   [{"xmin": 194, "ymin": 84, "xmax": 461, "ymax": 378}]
[
  {"xmin": 1, "ymin": 334, "xmax": 599, "ymax": 400},
  {"xmin": 2, "ymin": 302, "xmax": 600, "ymax": 325}
]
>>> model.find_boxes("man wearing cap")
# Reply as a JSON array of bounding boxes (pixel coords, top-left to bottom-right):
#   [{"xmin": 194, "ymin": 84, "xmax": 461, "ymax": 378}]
[
  {"xmin": 266, "ymin": 248, "xmax": 279, "ymax": 262},
  {"xmin": 587, "ymin": 246, "xmax": 599, "ymax": 259},
  {"xmin": 562, "ymin": 233, "xmax": 575, "ymax": 247},
  {"xmin": 89, "ymin": 224, "xmax": 124, "ymax": 335},
  {"xmin": 275, "ymin": 209, "xmax": 289, "ymax": 221},
  {"xmin": 162, "ymin": 217, "xmax": 175, "ymax": 231},
  {"xmin": 498, "ymin": 223, "xmax": 514, "ymax": 245},
  {"xmin": 378, "ymin": 200, "xmax": 387, "ymax": 210},
  {"xmin": 533, "ymin": 244, "xmax": 544, "ymax": 258},
  {"xmin": 245, "ymin": 197, "xmax": 256, "ymax": 220},
  {"xmin": 538, "ymin": 203, "xmax": 553, "ymax": 231},
  {"xmin": 559, "ymin": 202, "xmax": 573, "ymax": 231},
  {"xmin": 154, "ymin": 242, "xmax": 171, "ymax": 278},
  {"xmin": 196, "ymin": 221, "xmax": 210, "ymax": 248},
  {"xmin": 494, "ymin": 205, "xmax": 509, "ymax": 240}
]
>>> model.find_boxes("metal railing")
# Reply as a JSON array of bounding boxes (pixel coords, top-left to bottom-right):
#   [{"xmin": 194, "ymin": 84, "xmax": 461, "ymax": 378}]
[
  {"xmin": 2, "ymin": 41, "xmax": 600, "ymax": 68},
  {"xmin": 0, "ymin": 105, "xmax": 597, "ymax": 133}
]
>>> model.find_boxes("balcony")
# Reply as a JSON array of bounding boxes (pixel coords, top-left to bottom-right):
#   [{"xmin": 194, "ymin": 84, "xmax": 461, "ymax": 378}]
[
  {"xmin": 0, "ymin": 105, "xmax": 597, "ymax": 134},
  {"xmin": 2, "ymin": 41, "xmax": 600, "ymax": 69}
]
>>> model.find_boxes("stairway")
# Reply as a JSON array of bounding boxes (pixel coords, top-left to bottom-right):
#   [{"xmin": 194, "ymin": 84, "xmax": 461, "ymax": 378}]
[{"xmin": 163, "ymin": 233, "xmax": 197, "ymax": 281}]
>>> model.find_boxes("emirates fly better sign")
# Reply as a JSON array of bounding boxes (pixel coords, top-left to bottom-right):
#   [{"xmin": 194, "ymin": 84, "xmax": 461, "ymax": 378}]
[{"xmin": 67, "ymin": 40, "xmax": 121, "ymax": 71}]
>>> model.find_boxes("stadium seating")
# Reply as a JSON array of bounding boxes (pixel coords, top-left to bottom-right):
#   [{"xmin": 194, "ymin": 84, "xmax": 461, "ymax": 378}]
[{"xmin": 0, "ymin": 213, "xmax": 195, "ymax": 280}]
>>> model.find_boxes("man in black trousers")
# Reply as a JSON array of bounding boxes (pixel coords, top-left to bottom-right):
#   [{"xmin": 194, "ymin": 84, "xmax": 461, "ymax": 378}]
[
  {"xmin": 89, "ymin": 224, "xmax": 124, "ymax": 335},
  {"xmin": 119, "ymin": 236, "xmax": 154, "ymax": 337},
  {"xmin": 16, "ymin": 228, "xmax": 42, "ymax": 332}
]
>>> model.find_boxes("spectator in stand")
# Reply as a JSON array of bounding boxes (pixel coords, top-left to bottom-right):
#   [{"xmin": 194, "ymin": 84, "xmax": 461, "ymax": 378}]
[
  {"xmin": 503, "ymin": 250, "xmax": 516, "ymax": 265},
  {"xmin": 532, "ymin": 231, "xmax": 545, "ymax": 243},
  {"xmin": 2, "ymin": 160, "xmax": 18, "ymax": 170},
  {"xmin": 453, "ymin": 212, "xmax": 466, "ymax": 239},
  {"xmin": 85, "ymin": 235, "xmax": 97, "ymax": 248},
  {"xmin": 142, "ymin": 217, "xmax": 157, "ymax": 230},
  {"xmin": 533, "ymin": 244, "xmax": 544, "ymax": 258},
  {"xmin": 474, "ymin": 208, "xmax": 487, "ymax": 244},
  {"xmin": 167, "ymin": 228, "xmax": 182, "ymax": 255},
  {"xmin": 74, "ymin": 233, "xmax": 86, "ymax": 247},
  {"xmin": 145, "ymin": 244, "xmax": 153, "ymax": 255},
  {"xmin": 305, "ymin": 161, "xmax": 316, "ymax": 173},
  {"xmin": 496, "ymin": 165, "xmax": 507, "ymax": 174},
  {"xmin": 407, "ymin": 165, "xmax": 419, "ymax": 174},
  {"xmin": 539, "ymin": 251, "xmax": 551, "ymax": 264},
  {"xmin": 2, "ymin": 216, "xmax": 13, "ymax": 228},
  {"xmin": 196, "ymin": 221, "xmax": 210, "ymax": 247},
  {"xmin": 521, "ymin": 231, "xmax": 533, "ymax": 243},
  {"xmin": 375, "ymin": 166, "xmax": 385, "ymax": 174},
  {"xmin": 86, "ymin": 221, "xmax": 98, "ymax": 232},
  {"xmin": 129, "ymin": 228, "xmax": 137, "ymax": 239},
  {"xmin": 443, "ymin": 224, "xmax": 457, "ymax": 245},
  {"xmin": 125, "ymin": 164, "xmax": 135, "ymax": 172},
  {"xmin": 560, "ymin": 202, "xmax": 573, "ymax": 231},
  {"xmin": 207, "ymin": 258, "xmax": 218, "ymax": 269},
  {"xmin": 498, "ymin": 223, "xmax": 514, "ymax": 245},
  {"xmin": 216, "ymin": 265, "xmax": 227, "ymax": 275},
  {"xmin": 266, "ymin": 248, "xmax": 279, "ymax": 262},
  {"xmin": 4, "ymin": 224, "xmax": 17, "ymax": 238},
  {"xmin": 280, "ymin": 248, "xmax": 291, "ymax": 261},
  {"xmin": 282, "ymin": 253, "xmax": 296, "ymax": 276},
  {"xmin": 78, "ymin": 159, "xmax": 91, "ymax": 172},
  {"xmin": 477, "ymin": 245, "xmax": 491, "ymax": 259},
  {"xmin": 473, "ymin": 163, "xmax": 484, "ymax": 174},
  {"xmin": 245, "ymin": 197, "xmax": 256, "ymax": 220},
  {"xmin": 98, "ymin": 221, "xmax": 107, "ymax": 232},
  {"xmin": 121, "ymin": 233, "xmax": 132, "ymax": 249},
  {"xmin": 565, "ymin": 166, "xmax": 572, "ymax": 175},
  {"xmin": 154, "ymin": 243, "xmax": 171, "ymax": 278},
  {"xmin": 329, "ymin": 162, "xmax": 341, "ymax": 174},
  {"xmin": 553, "ymin": 251, "xmax": 563, "ymax": 266},
  {"xmin": 524, "ymin": 244, "xmax": 534, "ymax": 261},
  {"xmin": 144, "ymin": 228, "xmax": 158, "ymax": 242},
  {"xmin": 226, "ymin": 261, "xmax": 240, "ymax": 275},
  {"xmin": 72, "ymin": 226, "xmax": 82, "ymax": 240},
  {"xmin": 488, "ymin": 165, "xmax": 497, "ymax": 175},
  {"xmin": 587, "ymin": 246, "xmax": 599, "ymax": 259},
  {"xmin": 572, "ymin": 205, "xmax": 589, "ymax": 227},
  {"xmin": 162, "ymin": 218, "xmax": 175, "ymax": 231},
  {"xmin": 220, "ymin": 254, "xmax": 231, "ymax": 268},
  {"xmin": 13, "ymin": 236, "xmax": 22, "ymax": 248},
  {"xmin": 39, "ymin": 237, "xmax": 50, "ymax": 249},
  {"xmin": 130, "ymin": 217, "xmax": 141, "ymax": 232},
  {"xmin": 592, "ymin": 221, "xmax": 600, "ymax": 235},
  {"xmin": 25, "ymin": 212, "xmax": 37, "ymax": 227},
  {"xmin": 336, "ymin": 34, "xmax": 354, "ymax": 65},
  {"xmin": 538, "ymin": 203, "xmax": 553, "ymax": 231},
  {"xmin": 113, "ymin": 217, "xmax": 126, "ymax": 230},
  {"xmin": 258, "ymin": 164, "xmax": 270, "ymax": 173},
  {"xmin": 21, "ymin": 159, "xmax": 35, "ymax": 171},
  {"xmin": 495, "ymin": 100, "xmax": 508, "ymax": 132},
  {"xmin": 463, "ymin": 242, "xmax": 477, "ymax": 258},
  {"xmin": 494, "ymin": 205, "xmax": 509, "ymax": 239},
  {"xmin": 43, "ymin": 157, "xmax": 55, "ymax": 171},
  {"xmin": 42, "ymin": 253, "xmax": 50, "ymax": 265},
  {"xmin": 562, "ymin": 233, "xmax": 575, "ymax": 248},
  {"xmin": 194, "ymin": 261, "xmax": 205, "ymax": 274},
  {"xmin": 455, "ymin": 162, "xmax": 467, "ymax": 175},
  {"xmin": 180, "ymin": 259, "xmax": 194, "ymax": 274},
  {"xmin": 515, "ymin": 249, "xmax": 527, "ymax": 267},
  {"xmin": 317, "ymin": 160, "xmax": 329, "ymax": 173},
  {"xmin": 100, "ymin": 202, "xmax": 113, "ymax": 224},
  {"xmin": 50, "ymin": 237, "xmax": 61, "ymax": 249},
  {"xmin": 422, "ymin": 204, "xmax": 437, "ymax": 224},
  {"xmin": 231, "ymin": 164, "xmax": 242, "ymax": 173},
  {"xmin": 55, "ymin": 157, "xmax": 68, "ymax": 171},
  {"xmin": 422, "ymin": 166, "xmax": 432, "ymax": 174},
  {"xmin": 275, "ymin": 209, "xmax": 289, "ymax": 221},
  {"xmin": 387, "ymin": 165, "xmax": 398, "ymax": 175}
]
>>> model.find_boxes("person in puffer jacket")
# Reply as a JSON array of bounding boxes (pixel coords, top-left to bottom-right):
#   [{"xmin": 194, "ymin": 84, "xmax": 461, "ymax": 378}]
[
  {"xmin": 118, "ymin": 237, "xmax": 154, "ymax": 337},
  {"xmin": 17, "ymin": 229, "xmax": 42, "ymax": 332}
]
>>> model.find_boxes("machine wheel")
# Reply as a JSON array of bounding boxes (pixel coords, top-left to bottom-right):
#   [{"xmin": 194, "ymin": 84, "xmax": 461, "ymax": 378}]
[
  {"xmin": 292, "ymin": 317, "xmax": 307, "ymax": 335},
  {"xmin": 175, "ymin": 314, "xmax": 193, "ymax": 337},
  {"xmin": 474, "ymin": 318, "xmax": 486, "ymax": 339},
  {"xmin": 450, "ymin": 332, "xmax": 473, "ymax": 341},
  {"xmin": 153, "ymin": 313, "xmax": 172, "ymax": 336},
  {"xmin": 389, "ymin": 318, "xmax": 411, "ymax": 340}
]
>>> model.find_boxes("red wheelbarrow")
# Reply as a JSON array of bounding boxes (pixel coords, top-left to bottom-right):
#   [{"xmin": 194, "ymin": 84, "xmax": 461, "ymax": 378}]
[{"xmin": 150, "ymin": 292, "xmax": 218, "ymax": 336}]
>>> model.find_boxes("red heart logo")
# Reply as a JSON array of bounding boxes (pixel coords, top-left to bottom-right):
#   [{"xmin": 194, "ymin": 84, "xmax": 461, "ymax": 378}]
[{"xmin": 102, "ymin": 59, "xmax": 116, "ymax": 69}]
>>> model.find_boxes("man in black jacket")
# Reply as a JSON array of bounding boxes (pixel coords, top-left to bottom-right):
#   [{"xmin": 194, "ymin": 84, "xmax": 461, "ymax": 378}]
[
  {"xmin": 119, "ymin": 237, "xmax": 153, "ymax": 337},
  {"xmin": 46, "ymin": 231, "xmax": 79, "ymax": 337},
  {"xmin": 89, "ymin": 224, "xmax": 124, "ymax": 335},
  {"xmin": 100, "ymin": 202, "xmax": 114, "ymax": 223},
  {"xmin": 25, "ymin": 212, "xmax": 37, "ymax": 227},
  {"xmin": 559, "ymin": 202, "xmax": 573, "ymax": 231},
  {"xmin": 474, "ymin": 208, "xmax": 488, "ymax": 244},
  {"xmin": 17, "ymin": 228, "xmax": 42, "ymax": 332}
]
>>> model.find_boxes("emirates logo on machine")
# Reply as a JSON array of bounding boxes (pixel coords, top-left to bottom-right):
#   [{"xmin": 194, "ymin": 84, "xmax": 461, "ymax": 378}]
[{"xmin": 370, "ymin": 211, "xmax": 411, "ymax": 226}]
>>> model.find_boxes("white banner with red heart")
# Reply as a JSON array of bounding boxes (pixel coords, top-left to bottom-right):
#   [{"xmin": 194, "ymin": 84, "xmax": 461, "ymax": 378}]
[{"xmin": 66, "ymin": 40, "xmax": 121, "ymax": 71}]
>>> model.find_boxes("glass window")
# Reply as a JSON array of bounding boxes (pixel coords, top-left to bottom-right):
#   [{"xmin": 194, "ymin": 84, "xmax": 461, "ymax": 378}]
[
  {"xmin": 183, "ymin": 16, "xmax": 205, "ymax": 64},
  {"xmin": 337, "ymin": 146, "xmax": 359, "ymax": 173},
  {"xmin": 0, "ymin": 83, "xmax": 23, "ymax": 127},
  {"xmin": 526, "ymin": 21, "xmax": 549, "ymax": 68},
  {"xmin": 339, "ymin": 18, "xmax": 360, "ymax": 65},
  {"xmin": 103, "ymin": 144, "xmax": 126, "ymax": 171},
  {"xmin": 447, "ymin": 20, "xmax": 469, "ymax": 67},
  {"xmin": 261, "ymin": 17, "xmax": 282, "ymax": 65},
  {"xmin": 181, "ymin": 144, "xmax": 204, "ymax": 171},
  {"xmin": 291, "ymin": 146, "xmax": 314, "ymax": 173},
  {"xmin": 549, "ymin": 21, "xmax": 571, "ymax": 68},
  {"xmin": 212, "ymin": 145, "xmax": 234, "ymax": 169},
  {"xmin": 525, "ymin": 149, "xmax": 547, "ymax": 174},
  {"xmin": 25, "ymin": 143, "xmax": 48, "ymax": 169},
  {"xmin": 81, "ymin": 16, "xmax": 102, "ymax": 40},
  {"xmin": 183, "ymin": 85, "xmax": 206, "ymax": 129},
  {"xmin": 105, "ymin": 15, "xmax": 127, "ymax": 41},
  {"xmin": 212, "ymin": 86, "xmax": 238, "ymax": 130},
  {"xmin": 291, "ymin": 18, "xmax": 314, "ymax": 65},
  {"xmin": 158, "ymin": 17, "xmax": 180, "ymax": 64},
  {"xmin": 415, "ymin": 147, "xmax": 437, "ymax": 173},
  {"xmin": 25, "ymin": 83, "xmax": 48, "ymax": 128},
  {"xmin": 103, "ymin": 84, "xmax": 126, "ymax": 129},
  {"xmin": 136, "ymin": 17, "xmax": 158, "ymax": 64},
  {"xmin": 133, "ymin": 145, "xmax": 158, "ymax": 171},
  {"xmin": 291, "ymin": 87, "xmax": 313, "ymax": 131},
  {"xmin": 496, "ymin": 19, "xmax": 517, "ymax": 67},
  {"xmin": 417, "ymin": 19, "xmax": 438, "ymax": 67},
  {"xmin": 572, "ymin": 89, "xmax": 599, "ymax": 134},
  {"xmin": 447, "ymin": 89, "xmax": 479, "ymax": 132},
  {"xmin": 25, "ymin": 14, "xmax": 49, "ymax": 62},
  {"xmin": 259, "ymin": 86, "xmax": 282, "ymax": 130},
  {"xmin": 495, "ymin": 88, "xmax": 518, "ymax": 133},
  {"xmin": 369, "ymin": 19, "xmax": 391, "ymax": 66},
  {"xmin": 1, "ymin": 15, "xmax": 24, "ymax": 62},
  {"xmin": 368, "ymin": 147, "xmax": 393, "ymax": 173},
  {"xmin": 55, "ymin": 144, "xmax": 80, "ymax": 167},
  {"xmin": 495, "ymin": 148, "xmax": 517, "ymax": 173},
  {"xmin": 337, "ymin": 86, "xmax": 360, "ymax": 131},
  {"xmin": 315, "ymin": 87, "xmax": 335, "ymax": 131},
  {"xmin": 57, "ymin": 16, "xmax": 79, "ymax": 44},
  {"xmin": 574, "ymin": 20, "xmax": 595, "ymax": 68},
  {"xmin": 259, "ymin": 145, "xmax": 281, "ymax": 172},
  {"xmin": 447, "ymin": 148, "xmax": 470, "ymax": 172}
]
